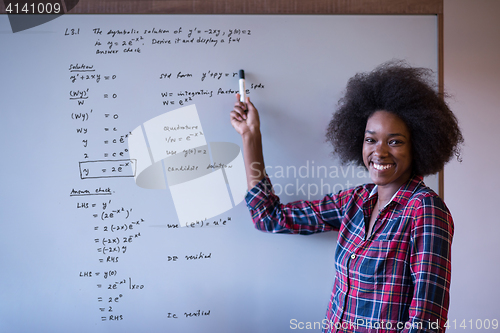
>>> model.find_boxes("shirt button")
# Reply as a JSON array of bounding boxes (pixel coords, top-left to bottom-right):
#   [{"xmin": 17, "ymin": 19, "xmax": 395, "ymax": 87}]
[{"xmin": 350, "ymin": 254, "xmax": 356, "ymax": 259}]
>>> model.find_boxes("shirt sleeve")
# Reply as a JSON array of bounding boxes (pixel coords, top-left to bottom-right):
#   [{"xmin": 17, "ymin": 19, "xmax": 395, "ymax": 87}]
[
  {"xmin": 402, "ymin": 195, "xmax": 454, "ymax": 333},
  {"xmin": 244, "ymin": 175, "xmax": 345, "ymax": 235}
]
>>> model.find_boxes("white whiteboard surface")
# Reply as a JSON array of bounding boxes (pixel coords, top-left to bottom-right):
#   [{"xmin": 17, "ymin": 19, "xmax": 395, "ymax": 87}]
[{"xmin": 0, "ymin": 14, "xmax": 437, "ymax": 333}]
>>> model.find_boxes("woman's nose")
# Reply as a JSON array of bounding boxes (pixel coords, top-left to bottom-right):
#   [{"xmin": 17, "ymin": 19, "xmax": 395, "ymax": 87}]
[{"xmin": 374, "ymin": 142, "xmax": 389, "ymax": 156}]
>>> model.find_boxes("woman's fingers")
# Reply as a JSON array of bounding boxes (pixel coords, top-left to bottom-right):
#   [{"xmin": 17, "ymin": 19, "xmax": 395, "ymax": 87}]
[
  {"xmin": 230, "ymin": 110, "xmax": 244, "ymax": 122},
  {"xmin": 232, "ymin": 105, "xmax": 247, "ymax": 119}
]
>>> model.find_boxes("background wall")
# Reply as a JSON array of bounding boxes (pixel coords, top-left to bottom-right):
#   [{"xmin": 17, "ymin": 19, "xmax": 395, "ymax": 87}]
[{"xmin": 444, "ymin": 0, "xmax": 500, "ymax": 325}]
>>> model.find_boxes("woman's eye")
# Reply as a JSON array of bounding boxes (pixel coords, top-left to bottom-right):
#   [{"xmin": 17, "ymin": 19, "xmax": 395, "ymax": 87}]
[
  {"xmin": 389, "ymin": 140, "xmax": 403, "ymax": 145},
  {"xmin": 364, "ymin": 137, "xmax": 374, "ymax": 143}
]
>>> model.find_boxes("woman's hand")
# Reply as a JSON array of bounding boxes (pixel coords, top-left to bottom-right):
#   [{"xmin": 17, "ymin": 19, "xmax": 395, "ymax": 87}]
[
  {"xmin": 230, "ymin": 93, "xmax": 260, "ymax": 137},
  {"xmin": 229, "ymin": 93, "xmax": 265, "ymax": 189}
]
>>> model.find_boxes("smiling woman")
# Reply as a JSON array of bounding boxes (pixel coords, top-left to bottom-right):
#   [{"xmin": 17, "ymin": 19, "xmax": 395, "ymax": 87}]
[
  {"xmin": 362, "ymin": 110, "xmax": 414, "ymax": 236},
  {"xmin": 326, "ymin": 60, "xmax": 463, "ymax": 177},
  {"xmin": 230, "ymin": 60, "xmax": 463, "ymax": 333},
  {"xmin": 363, "ymin": 111, "xmax": 413, "ymax": 191}
]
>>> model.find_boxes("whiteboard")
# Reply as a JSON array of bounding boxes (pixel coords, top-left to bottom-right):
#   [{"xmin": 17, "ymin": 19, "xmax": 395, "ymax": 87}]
[{"xmin": 0, "ymin": 14, "xmax": 438, "ymax": 333}]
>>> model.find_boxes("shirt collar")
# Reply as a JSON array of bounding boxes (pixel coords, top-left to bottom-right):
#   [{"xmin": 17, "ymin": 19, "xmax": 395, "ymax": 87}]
[{"xmin": 367, "ymin": 174, "xmax": 424, "ymax": 208}]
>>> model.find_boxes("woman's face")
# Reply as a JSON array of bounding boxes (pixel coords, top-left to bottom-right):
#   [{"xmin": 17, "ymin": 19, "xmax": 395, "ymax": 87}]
[{"xmin": 363, "ymin": 110, "xmax": 413, "ymax": 191}]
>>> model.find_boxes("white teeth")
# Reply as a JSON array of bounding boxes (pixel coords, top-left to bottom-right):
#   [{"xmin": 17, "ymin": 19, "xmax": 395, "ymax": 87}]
[{"xmin": 373, "ymin": 163, "xmax": 393, "ymax": 171}]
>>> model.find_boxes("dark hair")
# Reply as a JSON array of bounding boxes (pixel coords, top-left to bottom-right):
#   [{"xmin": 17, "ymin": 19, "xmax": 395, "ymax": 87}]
[{"xmin": 325, "ymin": 60, "xmax": 463, "ymax": 176}]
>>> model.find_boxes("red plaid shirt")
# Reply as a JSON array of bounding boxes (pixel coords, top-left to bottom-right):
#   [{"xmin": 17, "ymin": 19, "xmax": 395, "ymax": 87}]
[{"xmin": 245, "ymin": 174, "xmax": 453, "ymax": 332}]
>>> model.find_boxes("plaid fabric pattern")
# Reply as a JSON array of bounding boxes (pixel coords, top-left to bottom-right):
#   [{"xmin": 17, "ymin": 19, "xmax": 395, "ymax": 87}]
[{"xmin": 245, "ymin": 175, "xmax": 453, "ymax": 333}]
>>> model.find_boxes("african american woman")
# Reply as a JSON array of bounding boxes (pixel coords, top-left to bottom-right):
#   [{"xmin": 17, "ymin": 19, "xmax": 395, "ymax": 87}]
[{"xmin": 230, "ymin": 60, "xmax": 463, "ymax": 333}]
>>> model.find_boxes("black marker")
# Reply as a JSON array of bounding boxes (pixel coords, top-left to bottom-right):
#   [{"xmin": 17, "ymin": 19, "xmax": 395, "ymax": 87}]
[{"xmin": 239, "ymin": 69, "xmax": 246, "ymax": 103}]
